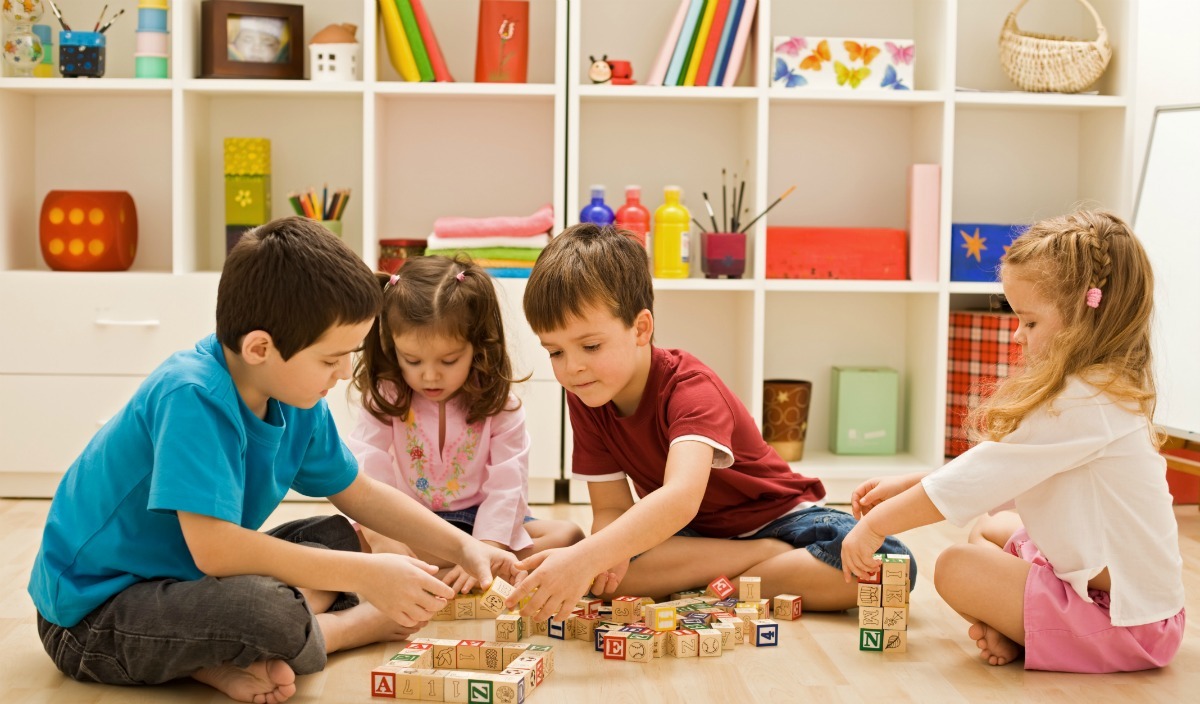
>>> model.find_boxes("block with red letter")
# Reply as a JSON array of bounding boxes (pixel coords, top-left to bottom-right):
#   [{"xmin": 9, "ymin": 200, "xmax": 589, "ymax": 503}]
[
  {"xmin": 602, "ymin": 631, "xmax": 629, "ymax": 660},
  {"xmin": 773, "ymin": 594, "xmax": 802, "ymax": 620},
  {"xmin": 705, "ymin": 575, "xmax": 736, "ymax": 599}
]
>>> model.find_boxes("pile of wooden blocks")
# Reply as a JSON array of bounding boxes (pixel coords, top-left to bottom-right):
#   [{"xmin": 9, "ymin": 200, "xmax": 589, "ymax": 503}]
[
  {"xmin": 536, "ymin": 575, "xmax": 789, "ymax": 663},
  {"xmin": 856, "ymin": 553, "xmax": 910, "ymax": 653},
  {"xmin": 370, "ymin": 638, "xmax": 554, "ymax": 701}
]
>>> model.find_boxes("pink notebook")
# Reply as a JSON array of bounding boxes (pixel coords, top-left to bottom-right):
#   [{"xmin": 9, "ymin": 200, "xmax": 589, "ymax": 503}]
[
  {"xmin": 648, "ymin": 0, "xmax": 692, "ymax": 86},
  {"xmin": 721, "ymin": 0, "xmax": 757, "ymax": 87},
  {"xmin": 907, "ymin": 164, "xmax": 941, "ymax": 281}
]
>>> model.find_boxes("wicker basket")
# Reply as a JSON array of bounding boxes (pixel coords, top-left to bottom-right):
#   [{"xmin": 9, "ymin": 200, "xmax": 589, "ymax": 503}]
[{"xmin": 998, "ymin": 0, "xmax": 1112, "ymax": 93}]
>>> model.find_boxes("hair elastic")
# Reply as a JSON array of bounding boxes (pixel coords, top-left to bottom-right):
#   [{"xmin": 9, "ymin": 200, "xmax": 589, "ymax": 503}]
[
  {"xmin": 386, "ymin": 273, "xmax": 400, "ymax": 290},
  {"xmin": 455, "ymin": 271, "xmax": 466, "ymax": 282},
  {"xmin": 1085, "ymin": 287, "xmax": 1102, "ymax": 308}
]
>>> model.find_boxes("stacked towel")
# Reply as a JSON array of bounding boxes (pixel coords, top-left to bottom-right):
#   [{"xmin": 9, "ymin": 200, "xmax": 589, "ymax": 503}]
[{"xmin": 425, "ymin": 204, "xmax": 554, "ymax": 278}]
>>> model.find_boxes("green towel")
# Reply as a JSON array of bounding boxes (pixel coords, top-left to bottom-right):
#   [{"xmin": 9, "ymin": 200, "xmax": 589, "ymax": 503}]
[{"xmin": 424, "ymin": 246, "xmax": 543, "ymax": 262}]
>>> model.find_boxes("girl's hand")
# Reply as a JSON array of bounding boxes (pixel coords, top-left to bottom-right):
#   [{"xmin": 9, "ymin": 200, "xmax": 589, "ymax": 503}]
[
  {"xmin": 588, "ymin": 559, "xmax": 630, "ymax": 597},
  {"xmin": 503, "ymin": 548, "xmax": 594, "ymax": 623},
  {"xmin": 458, "ymin": 539, "xmax": 524, "ymax": 591},
  {"xmin": 840, "ymin": 518, "xmax": 887, "ymax": 583},
  {"xmin": 358, "ymin": 553, "xmax": 455, "ymax": 627},
  {"xmin": 440, "ymin": 564, "xmax": 476, "ymax": 594},
  {"xmin": 851, "ymin": 474, "xmax": 922, "ymax": 519}
]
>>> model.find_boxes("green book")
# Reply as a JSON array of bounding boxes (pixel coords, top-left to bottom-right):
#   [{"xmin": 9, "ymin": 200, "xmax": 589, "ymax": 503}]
[
  {"xmin": 397, "ymin": 0, "xmax": 434, "ymax": 81},
  {"xmin": 676, "ymin": 0, "xmax": 709, "ymax": 85}
]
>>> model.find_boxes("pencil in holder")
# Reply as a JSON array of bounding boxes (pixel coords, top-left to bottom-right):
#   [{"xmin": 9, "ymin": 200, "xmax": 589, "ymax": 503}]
[{"xmin": 59, "ymin": 31, "xmax": 105, "ymax": 78}]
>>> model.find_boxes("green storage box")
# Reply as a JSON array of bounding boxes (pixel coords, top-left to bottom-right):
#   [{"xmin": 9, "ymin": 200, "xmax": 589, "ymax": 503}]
[{"xmin": 829, "ymin": 367, "xmax": 898, "ymax": 455}]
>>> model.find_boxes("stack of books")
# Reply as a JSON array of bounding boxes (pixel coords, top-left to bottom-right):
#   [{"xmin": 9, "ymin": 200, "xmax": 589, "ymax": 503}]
[
  {"xmin": 646, "ymin": 0, "xmax": 758, "ymax": 87},
  {"xmin": 379, "ymin": 0, "xmax": 453, "ymax": 81}
]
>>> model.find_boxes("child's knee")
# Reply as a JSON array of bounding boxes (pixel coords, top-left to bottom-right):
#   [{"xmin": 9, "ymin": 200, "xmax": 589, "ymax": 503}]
[{"xmin": 934, "ymin": 543, "xmax": 976, "ymax": 597}]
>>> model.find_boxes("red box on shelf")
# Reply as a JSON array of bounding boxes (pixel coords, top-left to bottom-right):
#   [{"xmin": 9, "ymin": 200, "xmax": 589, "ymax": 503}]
[
  {"xmin": 946, "ymin": 311, "xmax": 1023, "ymax": 457},
  {"xmin": 766, "ymin": 226, "xmax": 906, "ymax": 279}
]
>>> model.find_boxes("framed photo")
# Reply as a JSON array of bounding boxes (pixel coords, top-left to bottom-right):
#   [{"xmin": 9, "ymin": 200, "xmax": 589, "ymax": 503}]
[{"xmin": 201, "ymin": 1, "xmax": 304, "ymax": 79}]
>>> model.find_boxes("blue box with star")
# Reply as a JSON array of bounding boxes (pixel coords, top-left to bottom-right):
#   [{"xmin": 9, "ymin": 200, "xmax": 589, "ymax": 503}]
[{"xmin": 949, "ymin": 223, "xmax": 1028, "ymax": 282}]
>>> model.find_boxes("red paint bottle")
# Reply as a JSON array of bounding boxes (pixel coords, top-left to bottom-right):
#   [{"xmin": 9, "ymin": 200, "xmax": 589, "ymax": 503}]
[{"xmin": 615, "ymin": 185, "xmax": 651, "ymax": 249}]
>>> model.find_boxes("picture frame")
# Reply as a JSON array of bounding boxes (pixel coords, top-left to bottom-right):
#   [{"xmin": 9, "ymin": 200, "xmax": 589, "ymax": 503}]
[{"xmin": 200, "ymin": 1, "xmax": 304, "ymax": 79}]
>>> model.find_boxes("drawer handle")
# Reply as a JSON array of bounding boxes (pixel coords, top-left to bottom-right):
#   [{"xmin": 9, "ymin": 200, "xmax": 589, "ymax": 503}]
[{"xmin": 94, "ymin": 318, "xmax": 161, "ymax": 328}]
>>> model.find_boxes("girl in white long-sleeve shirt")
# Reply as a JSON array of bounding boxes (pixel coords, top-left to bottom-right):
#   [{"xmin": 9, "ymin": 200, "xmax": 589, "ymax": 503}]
[
  {"xmin": 350, "ymin": 256, "xmax": 583, "ymax": 594},
  {"xmin": 840, "ymin": 210, "xmax": 1185, "ymax": 672}
]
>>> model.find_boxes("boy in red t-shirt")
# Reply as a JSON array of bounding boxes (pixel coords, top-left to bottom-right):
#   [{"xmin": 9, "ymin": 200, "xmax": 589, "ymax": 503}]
[{"xmin": 506, "ymin": 224, "xmax": 915, "ymax": 619}]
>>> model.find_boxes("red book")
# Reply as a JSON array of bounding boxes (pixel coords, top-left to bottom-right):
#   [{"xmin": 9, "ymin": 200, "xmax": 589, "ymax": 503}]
[
  {"xmin": 694, "ymin": 0, "xmax": 731, "ymax": 85},
  {"xmin": 409, "ymin": 0, "xmax": 454, "ymax": 82}
]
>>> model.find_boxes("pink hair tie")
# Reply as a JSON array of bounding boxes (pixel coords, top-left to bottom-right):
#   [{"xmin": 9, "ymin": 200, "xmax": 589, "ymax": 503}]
[
  {"xmin": 386, "ymin": 274, "xmax": 400, "ymax": 289},
  {"xmin": 455, "ymin": 271, "xmax": 466, "ymax": 282},
  {"xmin": 1085, "ymin": 287, "xmax": 1102, "ymax": 308}
]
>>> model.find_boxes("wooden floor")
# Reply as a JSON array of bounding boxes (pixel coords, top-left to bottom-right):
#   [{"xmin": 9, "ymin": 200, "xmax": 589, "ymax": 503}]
[{"xmin": 1, "ymin": 499, "xmax": 1197, "ymax": 703}]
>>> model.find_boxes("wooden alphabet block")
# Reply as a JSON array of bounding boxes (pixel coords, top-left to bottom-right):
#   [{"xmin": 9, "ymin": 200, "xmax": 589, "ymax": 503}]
[
  {"xmin": 882, "ymin": 606, "xmax": 908, "ymax": 631},
  {"xmin": 432, "ymin": 599, "xmax": 456, "ymax": 621},
  {"xmin": 626, "ymin": 633, "xmax": 653, "ymax": 663},
  {"xmin": 718, "ymin": 616, "xmax": 745, "ymax": 644},
  {"xmin": 442, "ymin": 671, "xmax": 470, "ymax": 703},
  {"xmin": 574, "ymin": 613, "xmax": 598, "ymax": 642},
  {"xmin": 857, "ymin": 583, "xmax": 882, "ymax": 608},
  {"xmin": 394, "ymin": 668, "xmax": 422, "ymax": 700},
  {"xmin": 883, "ymin": 629, "xmax": 908, "ymax": 653},
  {"xmin": 773, "ymin": 594, "xmax": 802, "ymax": 620},
  {"xmin": 698, "ymin": 628, "xmax": 723, "ymax": 656},
  {"xmin": 501, "ymin": 643, "xmax": 530, "ymax": 667},
  {"xmin": 706, "ymin": 575, "xmax": 736, "ymax": 599},
  {"xmin": 464, "ymin": 678, "xmax": 494, "ymax": 704},
  {"xmin": 454, "ymin": 594, "xmax": 478, "ymax": 620},
  {"xmin": 602, "ymin": 631, "xmax": 629, "ymax": 660},
  {"xmin": 495, "ymin": 614, "xmax": 523, "ymax": 643},
  {"xmin": 455, "ymin": 640, "xmax": 484, "ymax": 670},
  {"xmin": 668, "ymin": 629, "xmax": 699, "ymax": 658},
  {"xmin": 882, "ymin": 554, "xmax": 911, "ymax": 586},
  {"xmin": 576, "ymin": 597, "xmax": 602, "ymax": 616},
  {"xmin": 882, "ymin": 584, "xmax": 909, "ymax": 607},
  {"xmin": 478, "ymin": 577, "xmax": 515, "ymax": 615},
  {"xmin": 492, "ymin": 673, "xmax": 527, "ymax": 702},
  {"xmin": 859, "ymin": 628, "xmax": 884, "ymax": 651},
  {"xmin": 479, "ymin": 642, "xmax": 505, "ymax": 671},
  {"xmin": 751, "ymin": 619, "xmax": 779, "ymax": 647},
  {"xmin": 739, "ymin": 575, "xmax": 762, "ymax": 602},
  {"xmin": 371, "ymin": 664, "xmax": 402, "ymax": 699},
  {"xmin": 525, "ymin": 643, "xmax": 555, "ymax": 674},
  {"xmin": 648, "ymin": 604, "xmax": 678, "ymax": 631},
  {"xmin": 547, "ymin": 615, "xmax": 567, "ymax": 640},
  {"xmin": 858, "ymin": 606, "xmax": 884, "ymax": 629},
  {"xmin": 612, "ymin": 595, "xmax": 643, "ymax": 623},
  {"xmin": 509, "ymin": 653, "xmax": 546, "ymax": 687},
  {"xmin": 417, "ymin": 669, "xmax": 446, "ymax": 701}
]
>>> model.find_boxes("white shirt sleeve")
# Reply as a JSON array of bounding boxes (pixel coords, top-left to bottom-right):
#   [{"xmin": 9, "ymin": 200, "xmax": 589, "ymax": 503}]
[{"xmin": 922, "ymin": 383, "xmax": 1114, "ymax": 527}]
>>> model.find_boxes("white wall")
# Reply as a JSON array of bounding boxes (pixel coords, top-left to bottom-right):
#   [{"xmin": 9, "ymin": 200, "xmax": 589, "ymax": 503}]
[{"xmin": 1132, "ymin": 2, "xmax": 1200, "ymax": 200}]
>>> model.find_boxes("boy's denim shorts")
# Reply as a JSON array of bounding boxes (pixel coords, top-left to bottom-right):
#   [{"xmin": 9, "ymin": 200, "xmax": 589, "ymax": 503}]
[
  {"xmin": 436, "ymin": 505, "xmax": 537, "ymax": 535},
  {"xmin": 674, "ymin": 505, "xmax": 918, "ymax": 584}
]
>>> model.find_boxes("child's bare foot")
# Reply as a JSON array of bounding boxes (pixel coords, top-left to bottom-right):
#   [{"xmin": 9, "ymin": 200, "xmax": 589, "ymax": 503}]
[
  {"xmin": 192, "ymin": 659, "xmax": 296, "ymax": 703},
  {"xmin": 967, "ymin": 622, "xmax": 1022, "ymax": 666},
  {"xmin": 316, "ymin": 600, "xmax": 424, "ymax": 653}
]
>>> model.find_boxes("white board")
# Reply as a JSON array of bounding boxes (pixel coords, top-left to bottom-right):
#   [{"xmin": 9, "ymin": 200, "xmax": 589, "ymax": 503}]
[{"xmin": 1133, "ymin": 105, "xmax": 1200, "ymax": 441}]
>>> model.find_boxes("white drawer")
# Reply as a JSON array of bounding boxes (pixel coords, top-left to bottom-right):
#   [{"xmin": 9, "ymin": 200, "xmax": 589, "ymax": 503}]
[
  {"xmin": 0, "ymin": 273, "xmax": 219, "ymax": 375},
  {"xmin": 514, "ymin": 380, "xmax": 562, "ymax": 480},
  {"xmin": 0, "ymin": 374, "xmax": 147, "ymax": 474},
  {"xmin": 493, "ymin": 278, "xmax": 554, "ymax": 382}
]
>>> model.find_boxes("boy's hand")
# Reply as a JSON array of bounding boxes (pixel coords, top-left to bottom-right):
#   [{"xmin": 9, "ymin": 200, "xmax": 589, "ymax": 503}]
[
  {"xmin": 850, "ymin": 474, "xmax": 920, "ymax": 519},
  {"xmin": 359, "ymin": 553, "xmax": 456, "ymax": 626},
  {"xmin": 588, "ymin": 559, "xmax": 630, "ymax": 597},
  {"xmin": 840, "ymin": 518, "xmax": 886, "ymax": 583},
  {"xmin": 503, "ymin": 548, "xmax": 594, "ymax": 622}
]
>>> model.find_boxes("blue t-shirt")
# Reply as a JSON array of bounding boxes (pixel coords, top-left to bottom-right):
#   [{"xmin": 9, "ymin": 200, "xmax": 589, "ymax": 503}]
[{"xmin": 28, "ymin": 334, "xmax": 359, "ymax": 627}]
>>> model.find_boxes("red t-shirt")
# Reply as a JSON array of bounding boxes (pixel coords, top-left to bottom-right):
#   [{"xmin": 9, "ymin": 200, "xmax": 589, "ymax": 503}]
[{"xmin": 569, "ymin": 347, "xmax": 825, "ymax": 537}]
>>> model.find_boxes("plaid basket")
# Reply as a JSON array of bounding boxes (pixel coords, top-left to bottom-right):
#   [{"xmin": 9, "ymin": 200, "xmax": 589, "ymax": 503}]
[{"xmin": 945, "ymin": 312, "xmax": 1023, "ymax": 457}]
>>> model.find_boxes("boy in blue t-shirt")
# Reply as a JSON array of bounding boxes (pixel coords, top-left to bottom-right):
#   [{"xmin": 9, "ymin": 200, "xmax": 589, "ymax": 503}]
[{"xmin": 28, "ymin": 217, "xmax": 521, "ymax": 703}]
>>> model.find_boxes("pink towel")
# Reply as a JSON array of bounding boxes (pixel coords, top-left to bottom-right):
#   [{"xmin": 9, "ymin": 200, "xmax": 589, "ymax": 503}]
[{"xmin": 433, "ymin": 204, "xmax": 555, "ymax": 239}]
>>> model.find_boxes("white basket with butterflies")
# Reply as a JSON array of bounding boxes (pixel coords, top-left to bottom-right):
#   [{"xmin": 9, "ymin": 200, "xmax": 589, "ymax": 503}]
[{"xmin": 772, "ymin": 36, "xmax": 914, "ymax": 91}]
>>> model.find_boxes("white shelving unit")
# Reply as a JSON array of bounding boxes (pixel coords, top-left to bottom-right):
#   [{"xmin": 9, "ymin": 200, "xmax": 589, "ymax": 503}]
[
  {"xmin": 0, "ymin": 1, "xmax": 1137, "ymax": 506},
  {"xmin": 0, "ymin": 0, "xmax": 568, "ymax": 502},
  {"xmin": 567, "ymin": 0, "xmax": 1136, "ymax": 502}
]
